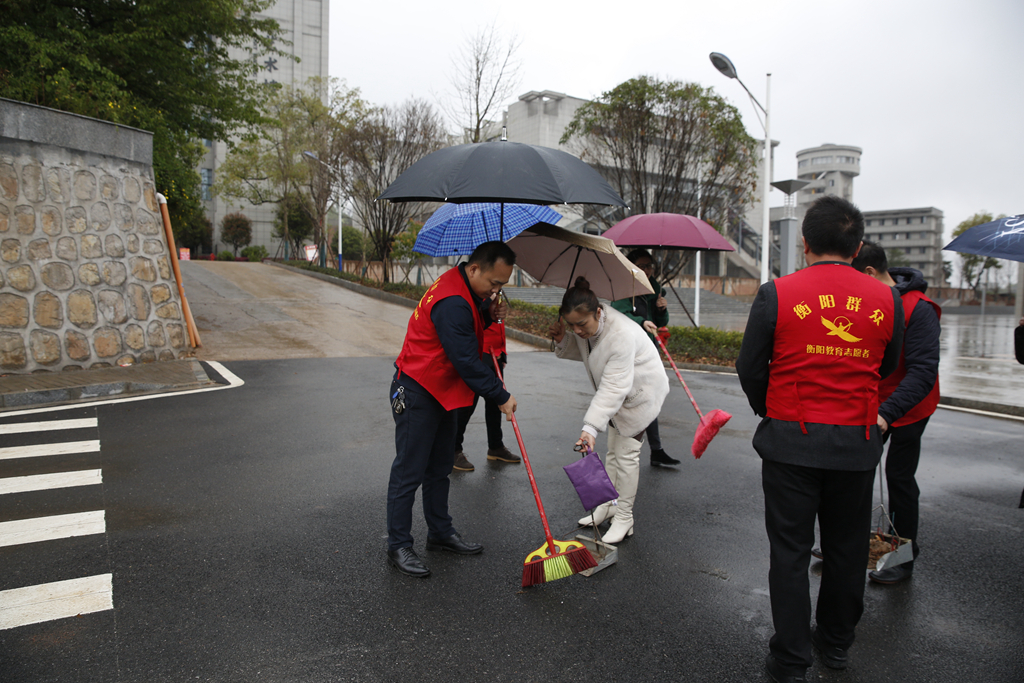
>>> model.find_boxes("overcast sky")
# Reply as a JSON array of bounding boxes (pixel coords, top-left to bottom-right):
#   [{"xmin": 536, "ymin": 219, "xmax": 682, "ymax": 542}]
[{"xmin": 328, "ymin": 0, "xmax": 1022, "ymax": 245}]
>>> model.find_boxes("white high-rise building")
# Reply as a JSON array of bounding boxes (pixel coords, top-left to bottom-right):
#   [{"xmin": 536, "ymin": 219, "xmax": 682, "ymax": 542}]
[{"xmin": 199, "ymin": 0, "xmax": 329, "ymax": 255}]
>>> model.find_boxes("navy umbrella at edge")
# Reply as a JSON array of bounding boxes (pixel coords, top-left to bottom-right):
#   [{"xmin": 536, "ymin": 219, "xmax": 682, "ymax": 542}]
[
  {"xmin": 377, "ymin": 130, "xmax": 627, "ymax": 240},
  {"xmin": 414, "ymin": 203, "xmax": 562, "ymax": 257},
  {"xmin": 943, "ymin": 214, "xmax": 1024, "ymax": 263}
]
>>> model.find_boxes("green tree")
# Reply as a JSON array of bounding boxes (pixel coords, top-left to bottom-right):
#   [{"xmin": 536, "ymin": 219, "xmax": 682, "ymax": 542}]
[
  {"xmin": 561, "ymin": 76, "xmax": 759, "ymax": 279},
  {"xmin": 176, "ymin": 214, "xmax": 214, "ymax": 255},
  {"xmin": 221, "ymin": 213, "xmax": 253, "ymax": 256},
  {"xmin": 273, "ymin": 192, "xmax": 315, "ymax": 258},
  {"xmin": 0, "ymin": 0, "xmax": 289, "ymax": 233},
  {"xmin": 953, "ymin": 212, "xmax": 1003, "ymax": 295},
  {"xmin": 341, "ymin": 225, "xmax": 366, "ymax": 260},
  {"xmin": 391, "ymin": 221, "xmax": 425, "ymax": 283},
  {"xmin": 349, "ymin": 99, "xmax": 447, "ymax": 282}
]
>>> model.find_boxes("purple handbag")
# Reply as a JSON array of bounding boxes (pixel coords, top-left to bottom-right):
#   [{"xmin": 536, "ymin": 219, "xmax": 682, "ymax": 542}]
[{"xmin": 563, "ymin": 447, "xmax": 618, "ymax": 511}]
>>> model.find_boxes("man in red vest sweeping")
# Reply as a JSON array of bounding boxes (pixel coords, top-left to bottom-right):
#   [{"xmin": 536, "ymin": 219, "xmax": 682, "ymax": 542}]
[
  {"xmin": 852, "ymin": 241, "xmax": 941, "ymax": 585},
  {"xmin": 387, "ymin": 241, "xmax": 518, "ymax": 578},
  {"xmin": 737, "ymin": 196, "xmax": 905, "ymax": 683}
]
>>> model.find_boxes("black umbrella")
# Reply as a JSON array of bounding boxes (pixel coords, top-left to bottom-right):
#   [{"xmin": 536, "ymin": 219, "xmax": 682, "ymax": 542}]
[
  {"xmin": 378, "ymin": 139, "xmax": 627, "ymax": 219},
  {"xmin": 943, "ymin": 214, "xmax": 1024, "ymax": 264}
]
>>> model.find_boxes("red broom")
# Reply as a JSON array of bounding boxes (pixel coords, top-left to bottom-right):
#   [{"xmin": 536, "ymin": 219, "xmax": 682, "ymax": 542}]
[
  {"xmin": 492, "ymin": 353, "xmax": 597, "ymax": 586},
  {"xmin": 654, "ymin": 328, "xmax": 732, "ymax": 459}
]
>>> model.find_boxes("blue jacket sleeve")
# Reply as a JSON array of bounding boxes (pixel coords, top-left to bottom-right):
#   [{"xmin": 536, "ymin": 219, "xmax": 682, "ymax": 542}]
[
  {"xmin": 431, "ymin": 297, "xmax": 511, "ymax": 405},
  {"xmin": 878, "ymin": 298, "xmax": 939, "ymax": 425}
]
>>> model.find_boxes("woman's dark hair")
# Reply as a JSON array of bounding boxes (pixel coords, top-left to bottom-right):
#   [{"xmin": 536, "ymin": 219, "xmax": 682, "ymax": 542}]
[
  {"xmin": 851, "ymin": 240, "xmax": 888, "ymax": 274},
  {"xmin": 625, "ymin": 248, "xmax": 653, "ymax": 264},
  {"xmin": 560, "ymin": 276, "xmax": 599, "ymax": 316}
]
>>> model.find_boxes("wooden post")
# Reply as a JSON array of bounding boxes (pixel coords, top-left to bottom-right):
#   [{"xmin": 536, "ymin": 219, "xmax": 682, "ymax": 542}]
[{"xmin": 156, "ymin": 194, "xmax": 202, "ymax": 349}]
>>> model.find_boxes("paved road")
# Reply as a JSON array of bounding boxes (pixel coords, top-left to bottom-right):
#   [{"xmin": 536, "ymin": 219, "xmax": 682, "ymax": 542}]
[
  {"xmin": 1, "ymin": 355, "xmax": 1022, "ymax": 682},
  {"xmin": 182, "ymin": 261, "xmax": 539, "ymax": 360}
]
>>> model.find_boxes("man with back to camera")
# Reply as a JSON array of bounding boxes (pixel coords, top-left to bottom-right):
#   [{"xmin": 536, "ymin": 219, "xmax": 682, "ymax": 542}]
[
  {"xmin": 851, "ymin": 241, "xmax": 941, "ymax": 585},
  {"xmin": 736, "ymin": 196, "xmax": 904, "ymax": 682},
  {"xmin": 386, "ymin": 241, "xmax": 518, "ymax": 578}
]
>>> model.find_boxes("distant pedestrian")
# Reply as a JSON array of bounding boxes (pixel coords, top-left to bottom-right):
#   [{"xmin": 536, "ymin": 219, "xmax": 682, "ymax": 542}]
[
  {"xmin": 549, "ymin": 276, "xmax": 670, "ymax": 544},
  {"xmin": 852, "ymin": 242, "xmax": 941, "ymax": 585},
  {"xmin": 611, "ymin": 249, "xmax": 680, "ymax": 466},
  {"xmin": 386, "ymin": 241, "xmax": 518, "ymax": 578},
  {"xmin": 736, "ymin": 196, "xmax": 904, "ymax": 682},
  {"xmin": 1016, "ymin": 317, "xmax": 1024, "ymax": 365},
  {"xmin": 452, "ymin": 320, "xmax": 521, "ymax": 471}
]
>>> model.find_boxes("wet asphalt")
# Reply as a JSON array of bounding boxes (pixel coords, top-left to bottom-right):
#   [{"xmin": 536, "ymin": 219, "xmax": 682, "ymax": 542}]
[{"xmin": 1, "ymin": 354, "xmax": 1022, "ymax": 682}]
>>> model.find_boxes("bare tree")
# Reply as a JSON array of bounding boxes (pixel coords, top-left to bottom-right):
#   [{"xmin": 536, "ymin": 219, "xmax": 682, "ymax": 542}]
[
  {"xmin": 561, "ymin": 76, "xmax": 759, "ymax": 280},
  {"xmin": 443, "ymin": 23, "xmax": 522, "ymax": 143},
  {"xmin": 348, "ymin": 99, "xmax": 447, "ymax": 282}
]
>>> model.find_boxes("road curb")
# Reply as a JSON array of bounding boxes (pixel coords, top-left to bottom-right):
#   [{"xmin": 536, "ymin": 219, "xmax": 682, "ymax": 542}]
[{"xmin": 938, "ymin": 395, "xmax": 1024, "ymax": 418}]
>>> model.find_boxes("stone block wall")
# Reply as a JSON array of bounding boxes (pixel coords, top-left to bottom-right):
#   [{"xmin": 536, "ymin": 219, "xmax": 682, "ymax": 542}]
[{"xmin": 0, "ymin": 98, "xmax": 188, "ymax": 372}]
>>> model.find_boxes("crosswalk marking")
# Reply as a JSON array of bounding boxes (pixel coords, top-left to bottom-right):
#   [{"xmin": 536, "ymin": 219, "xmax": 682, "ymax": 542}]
[
  {"xmin": 0, "ymin": 510, "xmax": 105, "ymax": 548},
  {"xmin": 0, "ymin": 418, "xmax": 98, "ymax": 435},
  {"xmin": 0, "ymin": 470, "xmax": 103, "ymax": 495},
  {"xmin": 0, "ymin": 440, "xmax": 101, "ymax": 461},
  {"xmin": 0, "ymin": 574, "xmax": 113, "ymax": 630}
]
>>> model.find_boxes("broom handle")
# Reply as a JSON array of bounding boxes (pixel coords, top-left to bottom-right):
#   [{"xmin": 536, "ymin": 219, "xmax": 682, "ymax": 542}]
[
  {"xmin": 492, "ymin": 353, "xmax": 557, "ymax": 549},
  {"xmin": 654, "ymin": 334, "xmax": 706, "ymax": 423}
]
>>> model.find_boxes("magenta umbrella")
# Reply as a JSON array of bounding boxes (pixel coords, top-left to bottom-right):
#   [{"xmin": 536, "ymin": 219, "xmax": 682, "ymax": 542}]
[{"xmin": 602, "ymin": 213, "xmax": 735, "ymax": 328}]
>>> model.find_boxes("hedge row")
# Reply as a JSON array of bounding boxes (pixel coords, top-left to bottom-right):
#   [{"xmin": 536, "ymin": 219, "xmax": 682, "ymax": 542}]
[{"xmin": 286, "ymin": 262, "xmax": 742, "ymax": 366}]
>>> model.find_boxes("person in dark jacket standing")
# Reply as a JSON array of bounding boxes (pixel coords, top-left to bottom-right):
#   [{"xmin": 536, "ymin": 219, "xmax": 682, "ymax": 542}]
[
  {"xmin": 736, "ymin": 196, "xmax": 904, "ymax": 683},
  {"xmin": 610, "ymin": 249, "xmax": 679, "ymax": 466},
  {"xmin": 386, "ymin": 241, "xmax": 518, "ymax": 578},
  {"xmin": 852, "ymin": 242, "xmax": 941, "ymax": 585}
]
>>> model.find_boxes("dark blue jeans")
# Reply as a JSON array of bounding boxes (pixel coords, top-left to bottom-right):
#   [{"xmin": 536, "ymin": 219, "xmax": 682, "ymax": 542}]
[{"xmin": 386, "ymin": 375, "xmax": 457, "ymax": 551}]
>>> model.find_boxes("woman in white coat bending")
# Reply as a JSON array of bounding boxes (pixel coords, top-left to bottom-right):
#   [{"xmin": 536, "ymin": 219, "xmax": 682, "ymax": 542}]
[{"xmin": 549, "ymin": 277, "xmax": 670, "ymax": 543}]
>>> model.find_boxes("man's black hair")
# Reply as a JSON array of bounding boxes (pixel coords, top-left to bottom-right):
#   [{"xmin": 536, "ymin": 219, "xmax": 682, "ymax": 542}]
[
  {"xmin": 468, "ymin": 240, "xmax": 516, "ymax": 269},
  {"xmin": 802, "ymin": 195, "xmax": 864, "ymax": 259},
  {"xmin": 851, "ymin": 240, "xmax": 888, "ymax": 274}
]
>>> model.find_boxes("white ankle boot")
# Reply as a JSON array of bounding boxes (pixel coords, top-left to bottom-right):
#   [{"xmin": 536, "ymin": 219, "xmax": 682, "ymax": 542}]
[
  {"xmin": 578, "ymin": 501, "xmax": 615, "ymax": 527},
  {"xmin": 603, "ymin": 511, "xmax": 634, "ymax": 544}
]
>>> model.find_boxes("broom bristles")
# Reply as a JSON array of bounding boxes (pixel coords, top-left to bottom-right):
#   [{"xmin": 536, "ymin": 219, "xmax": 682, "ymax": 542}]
[
  {"xmin": 521, "ymin": 542, "xmax": 598, "ymax": 587},
  {"xmin": 692, "ymin": 409, "xmax": 732, "ymax": 459}
]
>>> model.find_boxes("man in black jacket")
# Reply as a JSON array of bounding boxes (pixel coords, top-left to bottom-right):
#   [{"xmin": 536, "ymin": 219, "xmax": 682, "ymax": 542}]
[{"xmin": 852, "ymin": 242, "xmax": 941, "ymax": 585}]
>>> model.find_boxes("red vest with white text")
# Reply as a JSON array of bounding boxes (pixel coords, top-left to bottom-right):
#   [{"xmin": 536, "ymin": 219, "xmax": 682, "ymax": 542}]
[
  {"xmin": 396, "ymin": 267, "xmax": 484, "ymax": 411},
  {"xmin": 878, "ymin": 290, "xmax": 941, "ymax": 427},
  {"xmin": 766, "ymin": 263, "xmax": 896, "ymax": 435}
]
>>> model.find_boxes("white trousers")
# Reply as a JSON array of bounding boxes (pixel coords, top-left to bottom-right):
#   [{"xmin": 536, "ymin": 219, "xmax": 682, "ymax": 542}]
[{"xmin": 605, "ymin": 425, "xmax": 642, "ymax": 523}]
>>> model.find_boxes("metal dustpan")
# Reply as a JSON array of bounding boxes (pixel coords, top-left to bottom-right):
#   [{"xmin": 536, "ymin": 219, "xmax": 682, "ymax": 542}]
[
  {"xmin": 574, "ymin": 533, "xmax": 618, "ymax": 577},
  {"xmin": 871, "ymin": 503, "xmax": 913, "ymax": 571}
]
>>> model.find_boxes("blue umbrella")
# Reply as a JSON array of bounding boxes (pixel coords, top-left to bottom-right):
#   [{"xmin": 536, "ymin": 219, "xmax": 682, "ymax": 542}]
[
  {"xmin": 943, "ymin": 214, "xmax": 1024, "ymax": 264},
  {"xmin": 413, "ymin": 203, "xmax": 562, "ymax": 257}
]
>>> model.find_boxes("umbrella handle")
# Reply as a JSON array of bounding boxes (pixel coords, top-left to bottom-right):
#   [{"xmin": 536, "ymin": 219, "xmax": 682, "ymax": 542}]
[{"xmin": 654, "ymin": 333, "xmax": 706, "ymax": 423}]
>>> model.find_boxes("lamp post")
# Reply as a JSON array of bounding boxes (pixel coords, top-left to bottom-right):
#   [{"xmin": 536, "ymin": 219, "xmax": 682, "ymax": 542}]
[
  {"xmin": 710, "ymin": 52, "xmax": 772, "ymax": 284},
  {"xmin": 303, "ymin": 151, "xmax": 343, "ymax": 269}
]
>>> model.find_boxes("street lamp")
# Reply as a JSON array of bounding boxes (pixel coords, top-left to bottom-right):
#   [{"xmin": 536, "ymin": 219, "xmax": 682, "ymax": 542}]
[
  {"xmin": 710, "ymin": 52, "xmax": 772, "ymax": 284},
  {"xmin": 303, "ymin": 150, "xmax": 343, "ymax": 269}
]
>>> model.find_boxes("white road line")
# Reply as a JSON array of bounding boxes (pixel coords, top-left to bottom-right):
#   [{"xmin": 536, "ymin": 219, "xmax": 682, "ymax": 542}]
[
  {"xmin": 0, "ymin": 470, "xmax": 103, "ymax": 495},
  {"xmin": 937, "ymin": 404, "xmax": 1024, "ymax": 422},
  {"xmin": 0, "ymin": 511, "xmax": 105, "ymax": 548},
  {"xmin": 0, "ymin": 360, "xmax": 245, "ymax": 418},
  {"xmin": 0, "ymin": 418, "xmax": 97, "ymax": 435},
  {"xmin": 0, "ymin": 440, "xmax": 101, "ymax": 461},
  {"xmin": 0, "ymin": 574, "xmax": 113, "ymax": 630}
]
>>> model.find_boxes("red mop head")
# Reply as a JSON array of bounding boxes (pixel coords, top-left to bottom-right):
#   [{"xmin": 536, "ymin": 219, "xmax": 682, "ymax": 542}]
[{"xmin": 691, "ymin": 409, "xmax": 732, "ymax": 459}]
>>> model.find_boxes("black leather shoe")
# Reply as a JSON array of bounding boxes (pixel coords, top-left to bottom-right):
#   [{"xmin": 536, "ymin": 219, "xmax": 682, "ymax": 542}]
[
  {"xmin": 811, "ymin": 628, "xmax": 848, "ymax": 670},
  {"xmin": 765, "ymin": 654, "xmax": 807, "ymax": 683},
  {"xmin": 869, "ymin": 562, "xmax": 913, "ymax": 585},
  {"xmin": 425, "ymin": 531, "xmax": 483, "ymax": 555},
  {"xmin": 387, "ymin": 547, "xmax": 431, "ymax": 578},
  {"xmin": 650, "ymin": 449, "xmax": 681, "ymax": 466}
]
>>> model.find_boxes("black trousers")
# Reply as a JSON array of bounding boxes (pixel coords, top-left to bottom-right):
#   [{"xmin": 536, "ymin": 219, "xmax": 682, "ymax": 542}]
[
  {"xmin": 386, "ymin": 375, "xmax": 456, "ymax": 551},
  {"xmin": 762, "ymin": 460, "xmax": 876, "ymax": 671},
  {"xmin": 645, "ymin": 417, "xmax": 662, "ymax": 451},
  {"xmin": 882, "ymin": 416, "xmax": 929, "ymax": 557},
  {"xmin": 454, "ymin": 361, "xmax": 504, "ymax": 452}
]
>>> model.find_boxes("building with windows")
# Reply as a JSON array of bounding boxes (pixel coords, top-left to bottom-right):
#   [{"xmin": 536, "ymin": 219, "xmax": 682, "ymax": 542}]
[
  {"xmin": 198, "ymin": 0, "xmax": 329, "ymax": 254},
  {"xmin": 795, "ymin": 143, "xmax": 861, "ymax": 206},
  {"xmin": 862, "ymin": 208, "xmax": 945, "ymax": 285}
]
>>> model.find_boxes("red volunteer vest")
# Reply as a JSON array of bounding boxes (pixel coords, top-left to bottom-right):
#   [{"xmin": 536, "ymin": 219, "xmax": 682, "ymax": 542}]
[
  {"xmin": 767, "ymin": 263, "xmax": 896, "ymax": 436},
  {"xmin": 483, "ymin": 321, "xmax": 506, "ymax": 358},
  {"xmin": 395, "ymin": 267, "xmax": 485, "ymax": 411},
  {"xmin": 878, "ymin": 290, "xmax": 941, "ymax": 427}
]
